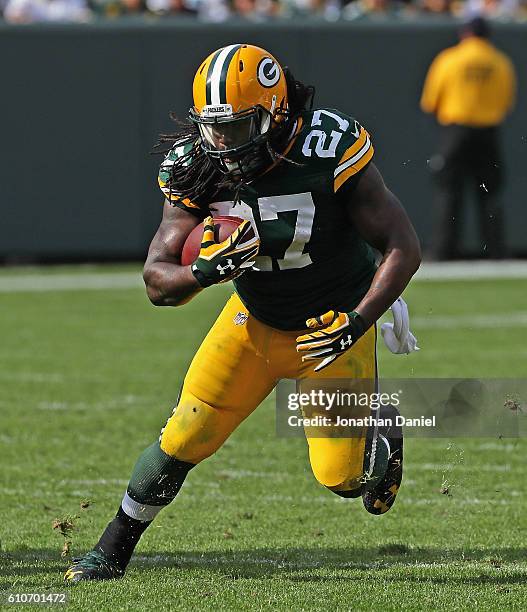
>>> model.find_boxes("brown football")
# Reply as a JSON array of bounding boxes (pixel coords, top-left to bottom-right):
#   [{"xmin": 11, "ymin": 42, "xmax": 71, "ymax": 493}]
[{"xmin": 181, "ymin": 216, "xmax": 245, "ymax": 266}]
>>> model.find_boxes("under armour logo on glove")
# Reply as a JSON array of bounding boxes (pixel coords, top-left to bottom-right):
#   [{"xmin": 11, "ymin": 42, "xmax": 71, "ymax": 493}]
[
  {"xmin": 217, "ymin": 259, "xmax": 236, "ymax": 275},
  {"xmin": 191, "ymin": 216, "xmax": 260, "ymax": 288},
  {"xmin": 340, "ymin": 335, "xmax": 354, "ymax": 350},
  {"xmin": 296, "ymin": 310, "xmax": 366, "ymax": 372}
]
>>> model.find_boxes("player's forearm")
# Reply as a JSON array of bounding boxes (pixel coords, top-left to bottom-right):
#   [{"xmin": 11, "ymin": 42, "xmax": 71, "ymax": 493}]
[
  {"xmin": 354, "ymin": 243, "xmax": 421, "ymax": 330},
  {"xmin": 143, "ymin": 262, "xmax": 202, "ymax": 307}
]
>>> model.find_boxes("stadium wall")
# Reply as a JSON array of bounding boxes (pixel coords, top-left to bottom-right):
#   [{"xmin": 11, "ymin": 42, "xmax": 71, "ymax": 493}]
[{"xmin": 1, "ymin": 20, "xmax": 525, "ymax": 261}]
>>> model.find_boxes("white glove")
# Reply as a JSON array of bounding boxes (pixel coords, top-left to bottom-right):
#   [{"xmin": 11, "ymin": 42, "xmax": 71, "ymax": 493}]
[{"xmin": 381, "ymin": 297, "xmax": 420, "ymax": 355}]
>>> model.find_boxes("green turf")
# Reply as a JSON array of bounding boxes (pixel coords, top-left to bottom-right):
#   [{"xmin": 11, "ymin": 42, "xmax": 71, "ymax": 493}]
[{"xmin": 0, "ymin": 268, "xmax": 526, "ymax": 611}]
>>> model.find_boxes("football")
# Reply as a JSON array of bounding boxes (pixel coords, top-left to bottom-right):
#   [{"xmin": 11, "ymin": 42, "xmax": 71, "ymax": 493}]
[{"xmin": 181, "ymin": 216, "xmax": 245, "ymax": 266}]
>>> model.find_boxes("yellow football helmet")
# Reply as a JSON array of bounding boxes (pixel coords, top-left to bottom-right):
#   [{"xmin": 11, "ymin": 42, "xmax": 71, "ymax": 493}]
[{"xmin": 189, "ymin": 44, "xmax": 289, "ymax": 178}]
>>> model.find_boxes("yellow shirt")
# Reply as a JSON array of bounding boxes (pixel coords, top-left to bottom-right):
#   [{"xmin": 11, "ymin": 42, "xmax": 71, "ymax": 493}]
[{"xmin": 420, "ymin": 37, "xmax": 516, "ymax": 127}]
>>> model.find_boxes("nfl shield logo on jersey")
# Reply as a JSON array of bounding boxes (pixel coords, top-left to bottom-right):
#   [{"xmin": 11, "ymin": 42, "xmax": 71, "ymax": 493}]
[{"xmin": 233, "ymin": 312, "xmax": 249, "ymax": 326}]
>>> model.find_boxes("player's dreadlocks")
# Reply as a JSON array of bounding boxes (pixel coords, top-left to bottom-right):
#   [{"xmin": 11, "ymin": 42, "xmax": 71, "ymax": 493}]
[{"xmin": 152, "ymin": 67, "xmax": 315, "ymax": 211}]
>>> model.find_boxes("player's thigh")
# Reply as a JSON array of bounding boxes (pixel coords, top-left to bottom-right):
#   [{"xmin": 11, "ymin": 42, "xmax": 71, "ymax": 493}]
[
  {"xmin": 161, "ymin": 294, "xmax": 275, "ymax": 463},
  {"xmin": 300, "ymin": 326, "xmax": 377, "ymax": 490}
]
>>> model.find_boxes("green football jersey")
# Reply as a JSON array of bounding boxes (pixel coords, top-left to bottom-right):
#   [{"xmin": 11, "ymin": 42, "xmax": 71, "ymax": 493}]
[{"xmin": 158, "ymin": 108, "xmax": 377, "ymax": 331}]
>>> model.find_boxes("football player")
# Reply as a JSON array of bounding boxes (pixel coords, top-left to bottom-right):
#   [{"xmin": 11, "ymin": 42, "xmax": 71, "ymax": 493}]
[{"xmin": 65, "ymin": 44, "xmax": 421, "ymax": 582}]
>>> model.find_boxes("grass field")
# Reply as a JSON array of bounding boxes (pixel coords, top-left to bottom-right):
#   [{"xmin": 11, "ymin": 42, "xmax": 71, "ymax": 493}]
[{"xmin": 1, "ymin": 265, "xmax": 526, "ymax": 611}]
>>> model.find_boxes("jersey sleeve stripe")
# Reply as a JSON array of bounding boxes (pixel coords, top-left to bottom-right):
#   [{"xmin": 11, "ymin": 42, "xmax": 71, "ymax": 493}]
[
  {"xmin": 334, "ymin": 133, "xmax": 371, "ymax": 179},
  {"xmin": 335, "ymin": 127, "xmax": 368, "ymax": 168},
  {"xmin": 333, "ymin": 144, "xmax": 374, "ymax": 192},
  {"xmin": 170, "ymin": 199, "xmax": 204, "ymax": 218},
  {"xmin": 181, "ymin": 197, "xmax": 200, "ymax": 209},
  {"xmin": 158, "ymin": 177, "xmax": 201, "ymax": 209}
]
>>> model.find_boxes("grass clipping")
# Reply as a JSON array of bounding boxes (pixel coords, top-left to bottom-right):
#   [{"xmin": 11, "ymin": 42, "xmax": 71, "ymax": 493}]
[
  {"xmin": 52, "ymin": 500, "xmax": 93, "ymax": 558},
  {"xmin": 52, "ymin": 514, "xmax": 78, "ymax": 558}
]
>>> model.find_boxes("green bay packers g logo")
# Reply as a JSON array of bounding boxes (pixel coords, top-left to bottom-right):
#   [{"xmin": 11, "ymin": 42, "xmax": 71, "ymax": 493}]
[{"xmin": 257, "ymin": 58, "xmax": 280, "ymax": 88}]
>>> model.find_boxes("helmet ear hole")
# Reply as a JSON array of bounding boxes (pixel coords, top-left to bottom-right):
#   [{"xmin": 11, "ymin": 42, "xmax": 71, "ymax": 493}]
[{"xmin": 239, "ymin": 60, "xmax": 244, "ymax": 72}]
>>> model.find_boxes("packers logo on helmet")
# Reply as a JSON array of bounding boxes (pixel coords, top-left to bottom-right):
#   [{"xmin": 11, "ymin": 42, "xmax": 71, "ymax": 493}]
[
  {"xmin": 190, "ymin": 44, "xmax": 289, "ymax": 179},
  {"xmin": 257, "ymin": 58, "xmax": 281, "ymax": 88}
]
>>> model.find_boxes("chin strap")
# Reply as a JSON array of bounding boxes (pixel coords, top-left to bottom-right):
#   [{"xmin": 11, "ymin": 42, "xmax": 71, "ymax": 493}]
[{"xmin": 265, "ymin": 140, "xmax": 301, "ymax": 167}]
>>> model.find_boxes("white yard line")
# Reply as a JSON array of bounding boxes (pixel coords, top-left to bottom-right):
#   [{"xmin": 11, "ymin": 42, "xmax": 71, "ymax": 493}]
[
  {"xmin": 414, "ymin": 260, "xmax": 527, "ymax": 281},
  {"xmin": 409, "ymin": 463, "xmax": 512, "ymax": 472},
  {"xmin": 35, "ymin": 395, "xmax": 149, "ymax": 410},
  {"xmin": 59, "ymin": 478, "xmax": 129, "ymax": 486},
  {"xmin": 0, "ymin": 272, "xmax": 143, "ymax": 293},
  {"xmin": 0, "ymin": 261, "xmax": 526, "ymax": 293},
  {"xmin": 411, "ymin": 312, "xmax": 527, "ymax": 328}
]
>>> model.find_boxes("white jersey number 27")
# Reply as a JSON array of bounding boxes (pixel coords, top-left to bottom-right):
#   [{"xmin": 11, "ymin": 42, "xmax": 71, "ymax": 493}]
[
  {"xmin": 212, "ymin": 193, "xmax": 315, "ymax": 272},
  {"xmin": 301, "ymin": 110, "xmax": 350, "ymax": 159}
]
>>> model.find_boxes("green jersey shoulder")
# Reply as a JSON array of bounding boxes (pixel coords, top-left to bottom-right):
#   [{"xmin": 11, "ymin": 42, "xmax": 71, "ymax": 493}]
[{"xmin": 285, "ymin": 108, "xmax": 374, "ymax": 194}]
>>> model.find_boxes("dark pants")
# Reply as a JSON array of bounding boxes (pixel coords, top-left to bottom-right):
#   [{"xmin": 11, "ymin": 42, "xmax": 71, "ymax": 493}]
[{"xmin": 431, "ymin": 125, "xmax": 505, "ymax": 260}]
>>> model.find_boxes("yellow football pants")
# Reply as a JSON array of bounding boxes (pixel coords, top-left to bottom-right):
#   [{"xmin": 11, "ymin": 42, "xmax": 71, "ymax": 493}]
[{"xmin": 160, "ymin": 293, "xmax": 377, "ymax": 493}]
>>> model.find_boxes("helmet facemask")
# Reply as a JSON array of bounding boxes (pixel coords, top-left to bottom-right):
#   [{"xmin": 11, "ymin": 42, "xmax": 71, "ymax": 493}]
[{"xmin": 190, "ymin": 101, "xmax": 283, "ymax": 182}]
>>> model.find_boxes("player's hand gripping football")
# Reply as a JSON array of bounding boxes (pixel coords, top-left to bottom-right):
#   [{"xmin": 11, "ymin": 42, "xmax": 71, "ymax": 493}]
[
  {"xmin": 191, "ymin": 216, "xmax": 260, "ymax": 288},
  {"xmin": 296, "ymin": 310, "xmax": 366, "ymax": 372}
]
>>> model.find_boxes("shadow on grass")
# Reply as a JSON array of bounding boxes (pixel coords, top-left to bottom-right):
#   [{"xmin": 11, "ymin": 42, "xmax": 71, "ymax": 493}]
[{"xmin": 2, "ymin": 545, "xmax": 526, "ymax": 587}]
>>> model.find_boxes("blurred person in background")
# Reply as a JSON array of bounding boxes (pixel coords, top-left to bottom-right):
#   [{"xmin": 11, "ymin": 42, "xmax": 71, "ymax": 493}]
[
  {"xmin": 196, "ymin": 0, "xmax": 230, "ymax": 20},
  {"xmin": 4, "ymin": 0, "xmax": 90, "ymax": 21},
  {"xmin": 115, "ymin": 0, "xmax": 148, "ymax": 15},
  {"xmin": 420, "ymin": 0, "xmax": 452, "ymax": 14},
  {"xmin": 88, "ymin": 0, "xmax": 147, "ymax": 18},
  {"xmin": 146, "ymin": 0, "xmax": 196, "ymax": 16},
  {"xmin": 229, "ymin": 0, "xmax": 274, "ymax": 19},
  {"xmin": 342, "ymin": 0, "xmax": 415, "ymax": 21},
  {"xmin": 464, "ymin": 0, "xmax": 520, "ymax": 20},
  {"xmin": 342, "ymin": 0, "xmax": 390, "ymax": 18},
  {"xmin": 164, "ymin": 0, "xmax": 197, "ymax": 13},
  {"xmin": 420, "ymin": 16, "xmax": 516, "ymax": 259},
  {"xmin": 196, "ymin": 0, "xmax": 279, "ymax": 20},
  {"xmin": 231, "ymin": 0, "xmax": 257, "ymax": 17},
  {"xmin": 282, "ymin": 0, "xmax": 341, "ymax": 19}
]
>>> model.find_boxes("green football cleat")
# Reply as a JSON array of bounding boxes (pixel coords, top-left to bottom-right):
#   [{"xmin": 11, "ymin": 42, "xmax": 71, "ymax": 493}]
[
  {"xmin": 64, "ymin": 550, "xmax": 124, "ymax": 583},
  {"xmin": 362, "ymin": 404, "xmax": 403, "ymax": 515}
]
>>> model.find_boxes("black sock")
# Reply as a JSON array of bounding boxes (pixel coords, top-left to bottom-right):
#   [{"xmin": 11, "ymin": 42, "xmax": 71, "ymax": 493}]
[{"xmin": 94, "ymin": 506, "xmax": 151, "ymax": 570}]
